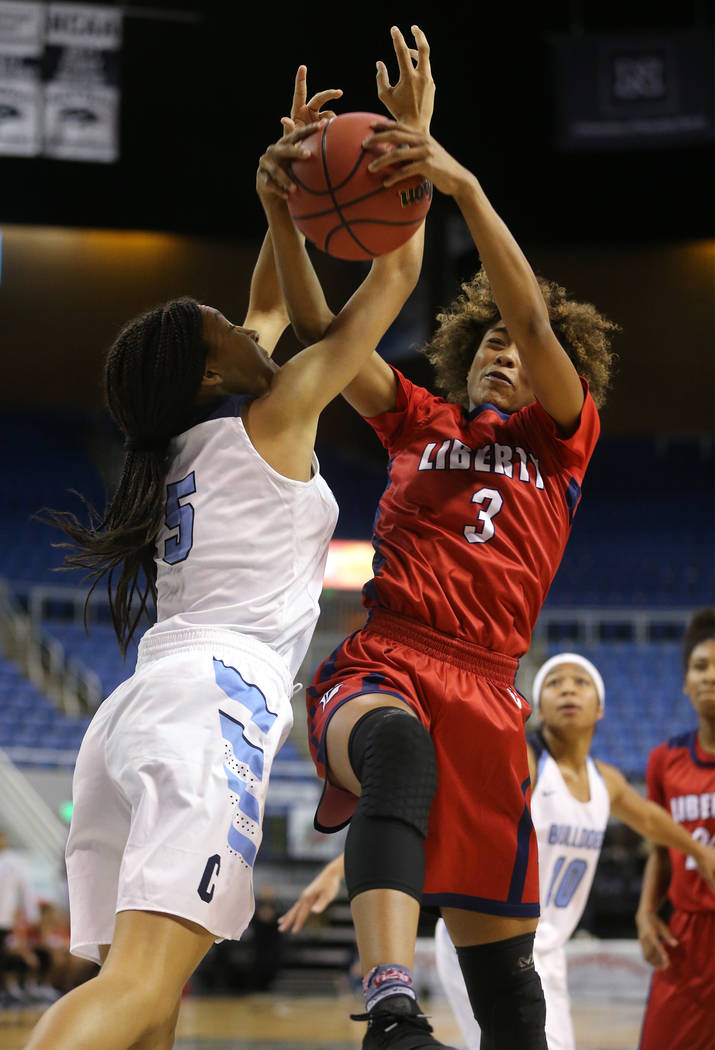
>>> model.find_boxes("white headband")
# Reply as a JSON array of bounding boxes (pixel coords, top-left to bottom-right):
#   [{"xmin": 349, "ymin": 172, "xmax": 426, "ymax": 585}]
[{"xmin": 531, "ymin": 652, "xmax": 605, "ymax": 717}]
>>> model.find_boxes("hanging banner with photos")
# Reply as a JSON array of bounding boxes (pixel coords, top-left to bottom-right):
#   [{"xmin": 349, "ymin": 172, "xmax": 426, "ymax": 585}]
[
  {"xmin": 43, "ymin": 2, "xmax": 122, "ymax": 162},
  {"xmin": 0, "ymin": 0, "xmax": 121, "ymax": 161},
  {"xmin": 0, "ymin": 1, "xmax": 45, "ymax": 156}
]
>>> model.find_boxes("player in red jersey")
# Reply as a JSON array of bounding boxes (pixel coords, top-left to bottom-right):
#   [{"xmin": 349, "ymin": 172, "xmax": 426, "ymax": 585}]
[
  {"xmin": 637, "ymin": 608, "xmax": 715, "ymax": 1050},
  {"xmin": 261, "ymin": 25, "xmax": 618, "ymax": 1049}
]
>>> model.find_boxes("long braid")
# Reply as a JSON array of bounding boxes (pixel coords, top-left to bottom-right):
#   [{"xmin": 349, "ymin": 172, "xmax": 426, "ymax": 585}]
[{"xmin": 39, "ymin": 297, "xmax": 207, "ymax": 656}]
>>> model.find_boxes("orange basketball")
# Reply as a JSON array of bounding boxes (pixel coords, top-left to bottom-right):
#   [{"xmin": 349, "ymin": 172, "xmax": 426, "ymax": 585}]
[{"xmin": 287, "ymin": 111, "xmax": 432, "ymax": 261}]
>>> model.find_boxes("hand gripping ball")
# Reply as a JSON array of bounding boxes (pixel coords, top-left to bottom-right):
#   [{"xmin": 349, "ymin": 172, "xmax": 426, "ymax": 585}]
[{"xmin": 287, "ymin": 111, "xmax": 432, "ymax": 261}]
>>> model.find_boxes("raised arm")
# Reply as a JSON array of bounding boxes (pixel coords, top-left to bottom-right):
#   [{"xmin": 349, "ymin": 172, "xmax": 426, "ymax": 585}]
[
  {"xmin": 261, "ymin": 216, "xmax": 422, "ymax": 418},
  {"xmin": 366, "ymin": 124, "xmax": 585, "ymax": 432},
  {"xmin": 246, "ymin": 144, "xmax": 422, "ymax": 480},
  {"xmin": 598, "ymin": 761, "xmax": 715, "ymax": 893},
  {"xmin": 256, "ymin": 129, "xmax": 335, "ymax": 347},
  {"xmin": 241, "ymin": 230, "xmax": 290, "ymax": 356},
  {"xmin": 259, "ymin": 26, "xmax": 434, "ymax": 419},
  {"xmin": 244, "ymin": 70, "xmax": 344, "ymax": 353}
]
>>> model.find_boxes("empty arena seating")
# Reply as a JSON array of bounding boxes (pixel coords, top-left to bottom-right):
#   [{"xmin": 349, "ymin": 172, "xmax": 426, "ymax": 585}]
[{"xmin": 0, "ymin": 658, "xmax": 91, "ymax": 765}]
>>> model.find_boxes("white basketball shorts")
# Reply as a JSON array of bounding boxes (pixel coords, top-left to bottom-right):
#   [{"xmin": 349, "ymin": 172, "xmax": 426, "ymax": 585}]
[{"xmin": 65, "ymin": 626, "xmax": 294, "ymax": 964}]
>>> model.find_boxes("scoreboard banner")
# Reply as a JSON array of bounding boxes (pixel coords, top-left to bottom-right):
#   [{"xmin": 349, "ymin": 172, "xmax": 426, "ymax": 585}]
[{"xmin": 0, "ymin": 0, "xmax": 122, "ymax": 161}]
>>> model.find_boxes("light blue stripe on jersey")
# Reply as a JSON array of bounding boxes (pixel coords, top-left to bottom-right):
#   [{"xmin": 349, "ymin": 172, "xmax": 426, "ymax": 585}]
[
  {"xmin": 219, "ymin": 709, "xmax": 265, "ymax": 780},
  {"xmin": 214, "ymin": 658, "xmax": 276, "ymax": 735},
  {"xmin": 214, "ymin": 657, "xmax": 275, "ymax": 868},
  {"xmin": 219, "ymin": 744, "xmax": 261, "ymax": 824},
  {"xmin": 228, "ymin": 825, "xmax": 257, "ymax": 866}
]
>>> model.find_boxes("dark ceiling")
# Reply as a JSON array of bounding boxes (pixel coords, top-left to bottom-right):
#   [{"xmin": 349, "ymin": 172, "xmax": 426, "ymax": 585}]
[{"xmin": 2, "ymin": 0, "xmax": 713, "ymax": 244}]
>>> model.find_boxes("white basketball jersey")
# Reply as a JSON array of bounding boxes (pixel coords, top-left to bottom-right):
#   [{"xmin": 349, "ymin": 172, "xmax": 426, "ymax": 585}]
[
  {"xmin": 147, "ymin": 395, "xmax": 339, "ymax": 678},
  {"xmin": 531, "ymin": 736, "xmax": 610, "ymax": 954}
]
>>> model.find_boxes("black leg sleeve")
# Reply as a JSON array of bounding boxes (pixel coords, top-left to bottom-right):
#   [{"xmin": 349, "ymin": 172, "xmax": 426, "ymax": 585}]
[{"xmin": 456, "ymin": 933, "xmax": 547, "ymax": 1050}]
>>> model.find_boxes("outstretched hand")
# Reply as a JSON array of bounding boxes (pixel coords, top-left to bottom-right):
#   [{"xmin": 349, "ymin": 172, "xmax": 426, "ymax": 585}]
[
  {"xmin": 281, "ymin": 65, "xmax": 343, "ymax": 136},
  {"xmin": 363, "ymin": 121, "xmax": 472, "ymax": 198},
  {"xmin": 256, "ymin": 120, "xmax": 326, "ymax": 202},
  {"xmin": 277, "ymin": 860, "xmax": 343, "ymax": 935},
  {"xmin": 377, "ymin": 24, "xmax": 434, "ymax": 132}
]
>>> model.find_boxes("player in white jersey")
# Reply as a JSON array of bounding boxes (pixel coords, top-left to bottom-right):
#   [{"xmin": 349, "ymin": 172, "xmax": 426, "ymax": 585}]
[
  {"xmin": 23, "ymin": 82, "xmax": 425, "ymax": 1050},
  {"xmin": 280, "ymin": 653, "xmax": 715, "ymax": 1050},
  {"xmin": 432, "ymin": 653, "xmax": 715, "ymax": 1050}
]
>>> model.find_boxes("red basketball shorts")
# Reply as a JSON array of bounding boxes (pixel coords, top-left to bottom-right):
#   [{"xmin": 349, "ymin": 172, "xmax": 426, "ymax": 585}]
[
  {"xmin": 306, "ymin": 609, "xmax": 540, "ymax": 918},
  {"xmin": 639, "ymin": 908, "xmax": 715, "ymax": 1050}
]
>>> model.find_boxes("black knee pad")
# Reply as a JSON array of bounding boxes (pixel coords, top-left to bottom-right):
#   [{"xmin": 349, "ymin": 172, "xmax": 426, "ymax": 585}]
[
  {"xmin": 456, "ymin": 933, "xmax": 547, "ymax": 1050},
  {"xmin": 344, "ymin": 707, "xmax": 438, "ymax": 903},
  {"xmin": 348, "ymin": 707, "xmax": 437, "ymax": 837}
]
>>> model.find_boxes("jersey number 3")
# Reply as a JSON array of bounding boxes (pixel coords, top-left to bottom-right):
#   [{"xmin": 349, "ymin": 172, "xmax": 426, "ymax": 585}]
[
  {"xmin": 463, "ymin": 487, "xmax": 503, "ymax": 544},
  {"xmin": 163, "ymin": 472, "xmax": 196, "ymax": 564}
]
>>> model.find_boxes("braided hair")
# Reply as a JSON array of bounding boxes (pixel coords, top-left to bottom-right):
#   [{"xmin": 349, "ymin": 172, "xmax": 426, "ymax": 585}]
[
  {"xmin": 41, "ymin": 297, "xmax": 207, "ymax": 656},
  {"xmin": 683, "ymin": 608, "xmax": 715, "ymax": 672}
]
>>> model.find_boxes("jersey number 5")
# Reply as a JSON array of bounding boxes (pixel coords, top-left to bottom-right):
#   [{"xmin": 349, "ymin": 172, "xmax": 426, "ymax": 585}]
[
  {"xmin": 163, "ymin": 472, "xmax": 196, "ymax": 565},
  {"xmin": 463, "ymin": 487, "xmax": 503, "ymax": 544}
]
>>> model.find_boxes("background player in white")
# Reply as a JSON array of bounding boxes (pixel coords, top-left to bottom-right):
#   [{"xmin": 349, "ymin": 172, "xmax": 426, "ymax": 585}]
[
  {"xmin": 280, "ymin": 653, "xmax": 715, "ymax": 1050},
  {"xmin": 434, "ymin": 652, "xmax": 715, "ymax": 1050},
  {"xmin": 22, "ymin": 91, "xmax": 424, "ymax": 1050}
]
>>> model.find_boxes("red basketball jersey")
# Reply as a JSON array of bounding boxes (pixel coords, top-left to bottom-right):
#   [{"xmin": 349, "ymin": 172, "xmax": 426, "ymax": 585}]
[
  {"xmin": 361, "ymin": 368, "xmax": 600, "ymax": 658},
  {"xmin": 646, "ymin": 730, "xmax": 715, "ymax": 913}
]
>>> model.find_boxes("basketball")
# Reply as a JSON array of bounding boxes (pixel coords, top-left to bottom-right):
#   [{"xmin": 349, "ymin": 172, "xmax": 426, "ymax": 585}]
[{"xmin": 287, "ymin": 111, "xmax": 432, "ymax": 261}]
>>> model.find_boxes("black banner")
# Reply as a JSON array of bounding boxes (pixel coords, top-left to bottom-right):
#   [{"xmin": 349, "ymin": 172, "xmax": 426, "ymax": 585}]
[{"xmin": 551, "ymin": 31, "xmax": 714, "ymax": 150}]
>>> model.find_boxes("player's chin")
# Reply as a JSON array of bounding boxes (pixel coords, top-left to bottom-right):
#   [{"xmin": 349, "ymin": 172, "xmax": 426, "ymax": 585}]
[
  {"xmin": 694, "ymin": 694, "xmax": 715, "ymax": 716},
  {"xmin": 475, "ymin": 385, "xmax": 517, "ymax": 413}
]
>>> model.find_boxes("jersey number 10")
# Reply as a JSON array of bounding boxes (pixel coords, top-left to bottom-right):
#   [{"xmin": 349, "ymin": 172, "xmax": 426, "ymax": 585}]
[{"xmin": 544, "ymin": 856, "xmax": 588, "ymax": 908}]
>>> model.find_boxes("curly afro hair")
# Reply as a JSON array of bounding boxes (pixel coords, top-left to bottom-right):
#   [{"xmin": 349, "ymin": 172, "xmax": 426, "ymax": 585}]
[{"xmin": 421, "ymin": 268, "xmax": 619, "ymax": 410}]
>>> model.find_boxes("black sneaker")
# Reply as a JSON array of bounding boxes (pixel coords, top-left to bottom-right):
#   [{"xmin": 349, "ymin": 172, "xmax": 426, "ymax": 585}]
[{"xmin": 351, "ymin": 995, "xmax": 457, "ymax": 1049}]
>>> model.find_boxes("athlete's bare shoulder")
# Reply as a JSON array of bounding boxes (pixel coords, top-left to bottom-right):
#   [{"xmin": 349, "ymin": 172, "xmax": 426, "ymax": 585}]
[{"xmin": 594, "ymin": 759, "xmax": 627, "ymax": 802}]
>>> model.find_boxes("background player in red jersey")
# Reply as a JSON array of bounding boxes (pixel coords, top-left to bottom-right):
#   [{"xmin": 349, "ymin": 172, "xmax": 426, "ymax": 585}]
[
  {"xmin": 261, "ymin": 25, "xmax": 618, "ymax": 1050},
  {"xmin": 637, "ymin": 608, "xmax": 715, "ymax": 1050}
]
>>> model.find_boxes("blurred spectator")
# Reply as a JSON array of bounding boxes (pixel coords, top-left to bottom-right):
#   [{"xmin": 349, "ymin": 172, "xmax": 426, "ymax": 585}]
[
  {"xmin": 0, "ymin": 838, "xmax": 97, "ymax": 1015},
  {"xmin": 0, "ymin": 828, "xmax": 43, "ymax": 1008},
  {"xmin": 33, "ymin": 900, "xmax": 97, "ymax": 997}
]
